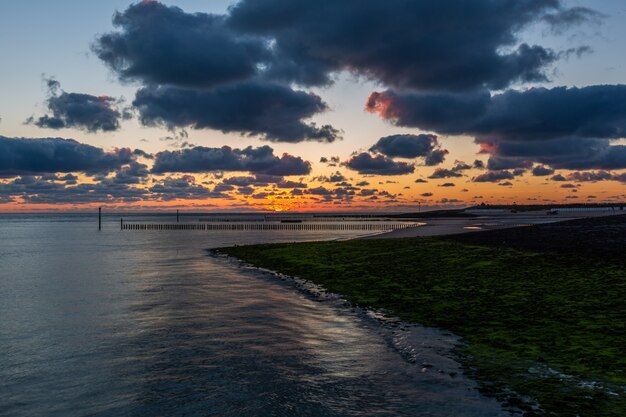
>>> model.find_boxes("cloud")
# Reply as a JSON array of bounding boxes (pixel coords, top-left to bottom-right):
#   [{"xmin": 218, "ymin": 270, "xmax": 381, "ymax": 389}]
[
  {"xmin": 473, "ymin": 159, "xmax": 486, "ymax": 169},
  {"xmin": 228, "ymin": 0, "xmax": 569, "ymax": 90},
  {"xmin": 151, "ymin": 145, "xmax": 311, "ymax": 176},
  {"xmin": 439, "ymin": 198, "xmax": 463, "ymax": 204},
  {"xmin": 28, "ymin": 79, "xmax": 125, "ymax": 132},
  {"xmin": 94, "ymin": 2, "xmax": 340, "ymax": 143},
  {"xmin": 147, "ymin": 176, "xmax": 231, "ymax": 201},
  {"xmin": 93, "ymin": 2, "xmax": 270, "ymax": 88},
  {"xmin": 0, "ymin": 177, "xmax": 147, "ymax": 204},
  {"xmin": 543, "ymin": 7, "xmax": 604, "ymax": 33},
  {"xmin": 473, "ymin": 170, "xmax": 516, "ymax": 183},
  {"xmin": 367, "ymin": 85, "xmax": 626, "ymax": 170},
  {"xmin": 366, "ymin": 89, "xmax": 491, "ymax": 132},
  {"xmin": 113, "ymin": 161, "xmax": 149, "ymax": 184},
  {"xmin": 531, "ymin": 165, "xmax": 555, "ymax": 176},
  {"xmin": 343, "ymin": 153, "xmax": 414, "ymax": 176},
  {"xmin": 567, "ymin": 171, "xmax": 625, "ymax": 182},
  {"xmin": 367, "ymin": 85, "xmax": 626, "ymax": 141},
  {"xmin": 369, "ymin": 134, "xmax": 438, "ymax": 158},
  {"xmin": 424, "ymin": 149, "xmax": 449, "ymax": 166},
  {"xmin": 486, "ymin": 157, "xmax": 534, "ymax": 171},
  {"xmin": 134, "ymin": 82, "xmax": 339, "ymax": 143},
  {"xmin": 480, "ymin": 138, "xmax": 626, "ymax": 171},
  {"xmin": 320, "ymin": 156, "xmax": 341, "ymax": 167},
  {"xmin": 451, "ymin": 161, "xmax": 473, "ymax": 172},
  {"xmin": 0, "ymin": 174, "xmax": 224, "ymax": 205},
  {"xmin": 1, "ymin": 174, "xmax": 225, "ymax": 204},
  {"xmin": 429, "ymin": 168, "xmax": 463, "ymax": 179},
  {"xmin": 316, "ymin": 171, "xmax": 347, "ymax": 183},
  {"xmin": 0, "ymin": 136, "xmax": 135, "ymax": 176}
]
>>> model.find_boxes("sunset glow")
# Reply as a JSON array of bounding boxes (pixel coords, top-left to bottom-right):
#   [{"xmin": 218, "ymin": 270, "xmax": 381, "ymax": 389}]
[{"xmin": 0, "ymin": 0, "xmax": 624, "ymax": 212}]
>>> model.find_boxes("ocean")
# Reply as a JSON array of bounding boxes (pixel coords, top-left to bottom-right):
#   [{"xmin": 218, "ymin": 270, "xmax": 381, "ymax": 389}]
[{"xmin": 0, "ymin": 213, "xmax": 510, "ymax": 416}]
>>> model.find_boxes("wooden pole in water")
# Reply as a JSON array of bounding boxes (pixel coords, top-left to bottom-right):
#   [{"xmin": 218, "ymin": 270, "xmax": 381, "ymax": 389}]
[
  {"xmin": 120, "ymin": 218, "xmax": 123, "ymax": 230},
  {"xmin": 98, "ymin": 207, "xmax": 102, "ymax": 231}
]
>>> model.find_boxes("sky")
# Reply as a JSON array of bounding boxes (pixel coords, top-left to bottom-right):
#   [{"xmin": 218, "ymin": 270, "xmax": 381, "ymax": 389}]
[{"xmin": 0, "ymin": 0, "xmax": 625, "ymax": 212}]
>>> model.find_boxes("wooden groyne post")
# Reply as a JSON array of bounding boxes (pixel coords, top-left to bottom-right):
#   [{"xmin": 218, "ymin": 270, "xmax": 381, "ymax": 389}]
[
  {"xmin": 98, "ymin": 207, "xmax": 102, "ymax": 231},
  {"xmin": 120, "ymin": 218, "xmax": 123, "ymax": 230},
  {"xmin": 120, "ymin": 222, "xmax": 421, "ymax": 232}
]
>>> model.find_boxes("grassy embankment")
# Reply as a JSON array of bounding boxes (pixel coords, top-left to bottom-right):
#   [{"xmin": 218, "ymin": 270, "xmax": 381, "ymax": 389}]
[{"xmin": 219, "ymin": 217, "xmax": 626, "ymax": 416}]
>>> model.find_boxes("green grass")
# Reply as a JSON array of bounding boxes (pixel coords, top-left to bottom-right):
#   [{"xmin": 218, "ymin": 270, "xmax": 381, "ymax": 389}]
[{"xmin": 220, "ymin": 238, "xmax": 626, "ymax": 417}]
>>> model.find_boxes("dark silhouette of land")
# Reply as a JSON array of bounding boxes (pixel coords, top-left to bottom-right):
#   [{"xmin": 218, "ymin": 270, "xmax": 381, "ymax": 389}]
[{"xmin": 446, "ymin": 214, "xmax": 626, "ymax": 263}]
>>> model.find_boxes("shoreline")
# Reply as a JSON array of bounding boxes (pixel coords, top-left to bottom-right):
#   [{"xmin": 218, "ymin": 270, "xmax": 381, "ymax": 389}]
[
  {"xmin": 361, "ymin": 210, "xmax": 623, "ymax": 239},
  {"xmin": 217, "ymin": 215, "xmax": 626, "ymax": 416},
  {"xmin": 209, "ymin": 250, "xmax": 516, "ymax": 415}
]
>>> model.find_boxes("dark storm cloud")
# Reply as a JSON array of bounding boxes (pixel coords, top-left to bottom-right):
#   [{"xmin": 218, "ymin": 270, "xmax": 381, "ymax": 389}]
[
  {"xmin": 480, "ymin": 139, "xmax": 626, "ymax": 170},
  {"xmin": 89, "ymin": 0, "xmax": 601, "ymax": 152},
  {"xmin": 486, "ymin": 157, "xmax": 533, "ymax": 171},
  {"xmin": 96, "ymin": 0, "xmax": 591, "ymax": 92},
  {"xmin": 343, "ymin": 153, "xmax": 414, "ymax": 176},
  {"xmin": 367, "ymin": 86, "xmax": 626, "ymax": 141},
  {"xmin": 367, "ymin": 85, "xmax": 626, "ymax": 170},
  {"xmin": 94, "ymin": 2, "xmax": 340, "ymax": 143},
  {"xmin": 472, "ymin": 86, "xmax": 626, "ymax": 142},
  {"xmin": 151, "ymin": 145, "xmax": 311, "ymax": 176},
  {"xmin": 531, "ymin": 165, "xmax": 555, "ymax": 176},
  {"xmin": 228, "ymin": 0, "xmax": 568, "ymax": 91},
  {"xmin": 29, "ymin": 80, "xmax": 125, "ymax": 133},
  {"xmin": 366, "ymin": 89, "xmax": 491, "ymax": 133},
  {"xmin": 0, "ymin": 136, "xmax": 134, "ymax": 176},
  {"xmin": 133, "ymin": 82, "xmax": 339, "ymax": 143},
  {"xmin": 93, "ymin": 1, "xmax": 270, "ymax": 88},
  {"xmin": 369, "ymin": 134, "xmax": 438, "ymax": 158}
]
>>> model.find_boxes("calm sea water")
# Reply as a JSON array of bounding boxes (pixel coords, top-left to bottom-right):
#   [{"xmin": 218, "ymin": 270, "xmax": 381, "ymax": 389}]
[{"xmin": 0, "ymin": 213, "xmax": 511, "ymax": 416}]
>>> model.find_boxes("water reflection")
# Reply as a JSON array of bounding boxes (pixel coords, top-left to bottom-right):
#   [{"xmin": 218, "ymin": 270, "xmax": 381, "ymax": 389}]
[{"xmin": 0, "ymin": 214, "xmax": 511, "ymax": 416}]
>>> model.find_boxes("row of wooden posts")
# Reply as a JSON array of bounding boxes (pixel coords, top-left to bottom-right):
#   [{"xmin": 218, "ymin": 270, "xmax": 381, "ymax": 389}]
[
  {"xmin": 120, "ymin": 221, "xmax": 417, "ymax": 231},
  {"xmin": 99, "ymin": 208, "xmax": 180, "ymax": 231},
  {"xmin": 98, "ymin": 208, "xmax": 416, "ymax": 232}
]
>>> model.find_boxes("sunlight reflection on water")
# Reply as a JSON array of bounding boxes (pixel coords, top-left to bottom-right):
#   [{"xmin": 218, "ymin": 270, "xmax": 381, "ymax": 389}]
[{"xmin": 0, "ymin": 214, "xmax": 511, "ymax": 416}]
